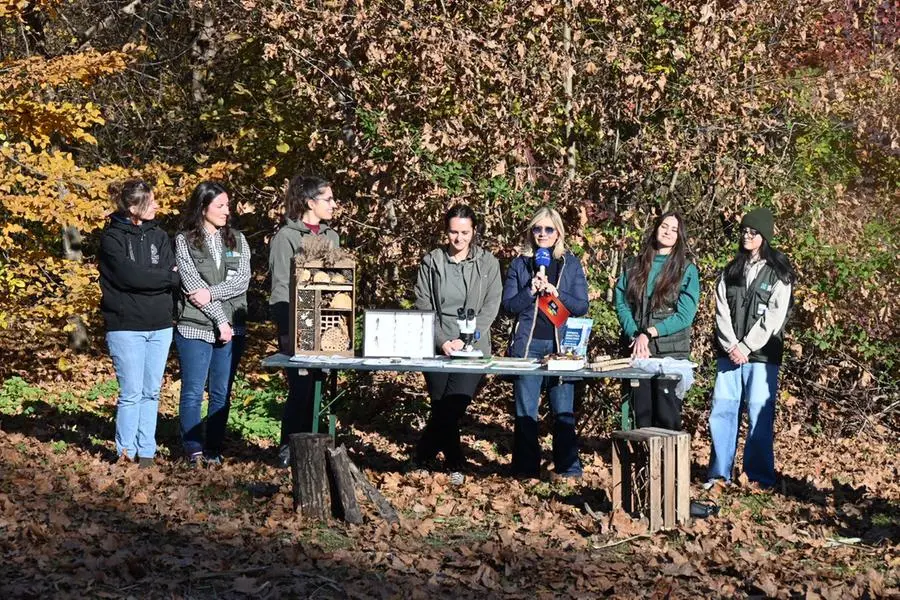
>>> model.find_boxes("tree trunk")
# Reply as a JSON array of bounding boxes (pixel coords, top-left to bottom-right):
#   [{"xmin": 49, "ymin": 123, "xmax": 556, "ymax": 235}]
[
  {"xmin": 190, "ymin": 1, "xmax": 217, "ymax": 103},
  {"xmin": 288, "ymin": 433, "xmax": 333, "ymax": 519},
  {"xmin": 326, "ymin": 445, "xmax": 363, "ymax": 524}
]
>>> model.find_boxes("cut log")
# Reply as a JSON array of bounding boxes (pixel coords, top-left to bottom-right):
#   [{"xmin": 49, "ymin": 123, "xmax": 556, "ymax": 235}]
[
  {"xmin": 288, "ymin": 433, "xmax": 333, "ymax": 519},
  {"xmin": 346, "ymin": 460, "xmax": 399, "ymax": 524},
  {"xmin": 326, "ymin": 445, "xmax": 363, "ymax": 524}
]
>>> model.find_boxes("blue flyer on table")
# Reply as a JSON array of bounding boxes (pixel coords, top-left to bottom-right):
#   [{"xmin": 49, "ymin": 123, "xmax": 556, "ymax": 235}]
[{"xmin": 561, "ymin": 318, "xmax": 593, "ymax": 357}]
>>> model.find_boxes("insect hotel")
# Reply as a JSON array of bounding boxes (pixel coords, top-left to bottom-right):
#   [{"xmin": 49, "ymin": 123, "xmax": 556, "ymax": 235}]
[{"xmin": 289, "ymin": 243, "xmax": 357, "ymax": 357}]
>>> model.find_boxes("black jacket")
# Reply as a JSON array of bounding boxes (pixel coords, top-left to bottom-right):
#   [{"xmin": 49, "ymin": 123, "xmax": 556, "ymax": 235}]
[{"xmin": 99, "ymin": 215, "xmax": 181, "ymax": 331}]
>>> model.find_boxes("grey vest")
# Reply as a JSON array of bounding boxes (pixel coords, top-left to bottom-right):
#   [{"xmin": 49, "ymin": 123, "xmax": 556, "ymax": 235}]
[
  {"xmin": 722, "ymin": 263, "xmax": 786, "ymax": 365},
  {"xmin": 627, "ymin": 258, "xmax": 692, "ymax": 359},
  {"xmin": 178, "ymin": 232, "xmax": 247, "ymax": 331}
]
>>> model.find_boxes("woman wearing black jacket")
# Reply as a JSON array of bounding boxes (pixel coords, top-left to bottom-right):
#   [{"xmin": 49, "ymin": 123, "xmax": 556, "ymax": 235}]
[{"xmin": 99, "ymin": 179, "xmax": 180, "ymax": 467}]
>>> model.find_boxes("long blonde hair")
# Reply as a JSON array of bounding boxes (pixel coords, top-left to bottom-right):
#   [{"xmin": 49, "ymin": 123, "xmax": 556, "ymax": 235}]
[{"xmin": 521, "ymin": 206, "xmax": 566, "ymax": 260}]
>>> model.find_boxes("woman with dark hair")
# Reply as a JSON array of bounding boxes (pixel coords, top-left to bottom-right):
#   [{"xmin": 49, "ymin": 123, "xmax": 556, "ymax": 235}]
[
  {"xmin": 268, "ymin": 175, "xmax": 339, "ymax": 467},
  {"xmin": 99, "ymin": 179, "xmax": 180, "ymax": 467},
  {"xmin": 502, "ymin": 206, "xmax": 590, "ymax": 479},
  {"xmin": 707, "ymin": 207, "xmax": 795, "ymax": 488},
  {"xmin": 174, "ymin": 181, "xmax": 250, "ymax": 466},
  {"xmin": 412, "ymin": 204, "xmax": 502, "ymax": 484},
  {"xmin": 614, "ymin": 212, "xmax": 700, "ymax": 429}
]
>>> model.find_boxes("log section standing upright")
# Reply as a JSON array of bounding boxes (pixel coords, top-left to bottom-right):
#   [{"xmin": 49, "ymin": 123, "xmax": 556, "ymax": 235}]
[{"xmin": 289, "ymin": 433, "xmax": 333, "ymax": 519}]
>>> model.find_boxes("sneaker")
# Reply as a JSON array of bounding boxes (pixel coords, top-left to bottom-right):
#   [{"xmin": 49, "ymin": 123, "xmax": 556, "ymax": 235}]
[
  {"xmin": 203, "ymin": 454, "xmax": 223, "ymax": 466},
  {"xmin": 278, "ymin": 445, "xmax": 291, "ymax": 469},
  {"xmin": 703, "ymin": 478, "xmax": 730, "ymax": 491},
  {"xmin": 137, "ymin": 457, "xmax": 155, "ymax": 469},
  {"xmin": 187, "ymin": 451, "xmax": 203, "ymax": 468},
  {"xmin": 448, "ymin": 471, "xmax": 465, "ymax": 486}
]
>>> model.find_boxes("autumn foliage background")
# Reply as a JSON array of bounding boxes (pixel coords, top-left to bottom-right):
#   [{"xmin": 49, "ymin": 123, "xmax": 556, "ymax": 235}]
[
  {"xmin": 2, "ymin": 0, "xmax": 896, "ymax": 425},
  {"xmin": 0, "ymin": 0, "xmax": 898, "ymax": 596}
]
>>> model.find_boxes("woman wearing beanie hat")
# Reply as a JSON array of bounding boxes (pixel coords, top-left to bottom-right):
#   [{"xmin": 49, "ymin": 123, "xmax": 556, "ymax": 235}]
[{"xmin": 706, "ymin": 207, "xmax": 795, "ymax": 488}]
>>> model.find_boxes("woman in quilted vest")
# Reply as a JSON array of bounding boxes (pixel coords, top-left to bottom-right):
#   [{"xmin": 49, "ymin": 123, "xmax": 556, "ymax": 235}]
[
  {"xmin": 707, "ymin": 207, "xmax": 795, "ymax": 489},
  {"xmin": 174, "ymin": 181, "xmax": 251, "ymax": 466},
  {"xmin": 614, "ymin": 212, "xmax": 700, "ymax": 430}
]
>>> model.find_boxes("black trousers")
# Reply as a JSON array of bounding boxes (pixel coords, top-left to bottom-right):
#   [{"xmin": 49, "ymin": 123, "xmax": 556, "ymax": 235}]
[
  {"xmin": 628, "ymin": 376, "xmax": 682, "ymax": 430},
  {"xmin": 280, "ymin": 368, "xmax": 326, "ymax": 445},
  {"xmin": 416, "ymin": 372, "xmax": 483, "ymax": 469}
]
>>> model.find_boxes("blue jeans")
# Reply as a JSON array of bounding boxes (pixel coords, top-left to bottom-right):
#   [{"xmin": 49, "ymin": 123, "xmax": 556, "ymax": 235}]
[
  {"xmin": 513, "ymin": 338, "xmax": 582, "ymax": 477},
  {"xmin": 175, "ymin": 331, "xmax": 246, "ymax": 457},
  {"xmin": 707, "ymin": 358, "xmax": 780, "ymax": 487},
  {"xmin": 107, "ymin": 328, "xmax": 173, "ymax": 459}
]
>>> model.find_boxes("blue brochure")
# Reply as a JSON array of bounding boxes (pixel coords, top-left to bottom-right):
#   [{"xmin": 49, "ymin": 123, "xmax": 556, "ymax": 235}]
[{"xmin": 561, "ymin": 318, "xmax": 593, "ymax": 357}]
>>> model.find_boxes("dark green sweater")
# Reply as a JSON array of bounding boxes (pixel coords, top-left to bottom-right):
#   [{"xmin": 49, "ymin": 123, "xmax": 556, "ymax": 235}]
[{"xmin": 614, "ymin": 254, "xmax": 700, "ymax": 339}]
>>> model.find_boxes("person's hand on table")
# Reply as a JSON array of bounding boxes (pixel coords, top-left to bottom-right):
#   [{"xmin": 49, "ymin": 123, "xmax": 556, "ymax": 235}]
[
  {"xmin": 630, "ymin": 333, "xmax": 651, "ymax": 359},
  {"xmin": 441, "ymin": 339, "xmax": 465, "ymax": 356}
]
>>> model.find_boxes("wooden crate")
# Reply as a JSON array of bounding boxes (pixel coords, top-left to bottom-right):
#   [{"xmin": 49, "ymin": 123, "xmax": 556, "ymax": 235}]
[
  {"xmin": 289, "ymin": 258, "xmax": 357, "ymax": 357},
  {"xmin": 611, "ymin": 428, "xmax": 690, "ymax": 531}
]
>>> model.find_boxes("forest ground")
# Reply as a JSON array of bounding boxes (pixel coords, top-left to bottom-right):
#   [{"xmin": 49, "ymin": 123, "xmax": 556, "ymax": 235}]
[{"xmin": 0, "ymin": 326, "xmax": 897, "ymax": 599}]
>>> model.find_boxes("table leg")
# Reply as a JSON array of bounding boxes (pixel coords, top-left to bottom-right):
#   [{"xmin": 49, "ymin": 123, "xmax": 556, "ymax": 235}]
[
  {"xmin": 621, "ymin": 379, "xmax": 638, "ymax": 431},
  {"xmin": 311, "ymin": 378, "xmax": 323, "ymax": 434}
]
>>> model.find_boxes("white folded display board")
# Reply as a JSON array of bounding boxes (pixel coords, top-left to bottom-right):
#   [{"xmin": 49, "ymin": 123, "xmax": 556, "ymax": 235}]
[{"xmin": 363, "ymin": 310, "xmax": 435, "ymax": 358}]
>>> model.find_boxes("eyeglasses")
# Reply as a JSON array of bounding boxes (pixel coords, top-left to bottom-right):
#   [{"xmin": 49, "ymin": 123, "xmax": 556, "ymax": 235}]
[
  {"xmin": 532, "ymin": 226, "xmax": 556, "ymax": 236},
  {"xmin": 741, "ymin": 227, "xmax": 760, "ymax": 238}
]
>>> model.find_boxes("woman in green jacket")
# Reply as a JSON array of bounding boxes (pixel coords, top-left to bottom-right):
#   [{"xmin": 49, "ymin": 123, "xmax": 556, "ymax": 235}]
[
  {"xmin": 268, "ymin": 175, "xmax": 340, "ymax": 467},
  {"xmin": 614, "ymin": 211, "xmax": 699, "ymax": 430},
  {"xmin": 413, "ymin": 204, "xmax": 502, "ymax": 484}
]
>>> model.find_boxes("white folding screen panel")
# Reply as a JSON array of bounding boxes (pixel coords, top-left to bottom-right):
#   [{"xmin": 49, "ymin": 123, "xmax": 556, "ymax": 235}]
[{"xmin": 363, "ymin": 310, "xmax": 435, "ymax": 358}]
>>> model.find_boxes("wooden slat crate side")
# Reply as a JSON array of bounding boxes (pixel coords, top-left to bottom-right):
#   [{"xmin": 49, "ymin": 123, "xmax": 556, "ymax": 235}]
[{"xmin": 663, "ymin": 434, "xmax": 676, "ymax": 529}]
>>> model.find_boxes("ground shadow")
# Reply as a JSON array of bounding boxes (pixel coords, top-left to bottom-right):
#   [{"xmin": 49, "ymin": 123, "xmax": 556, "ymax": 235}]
[{"xmin": 0, "ymin": 398, "xmax": 272, "ymax": 465}]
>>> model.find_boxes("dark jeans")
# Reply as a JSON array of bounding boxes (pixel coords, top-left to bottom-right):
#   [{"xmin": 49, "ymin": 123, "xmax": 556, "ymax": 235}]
[
  {"xmin": 628, "ymin": 376, "xmax": 682, "ymax": 430},
  {"xmin": 513, "ymin": 338, "xmax": 582, "ymax": 477},
  {"xmin": 175, "ymin": 332, "xmax": 246, "ymax": 457},
  {"xmin": 416, "ymin": 372, "xmax": 483, "ymax": 469}
]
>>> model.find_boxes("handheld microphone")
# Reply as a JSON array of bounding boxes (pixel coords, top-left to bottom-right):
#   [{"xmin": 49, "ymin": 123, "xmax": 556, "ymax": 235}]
[{"xmin": 535, "ymin": 247, "xmax": 551, "ymax": 278}]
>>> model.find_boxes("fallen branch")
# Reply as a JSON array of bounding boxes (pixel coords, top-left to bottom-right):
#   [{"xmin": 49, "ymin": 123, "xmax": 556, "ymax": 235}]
[
  {"xmin": 346, "ymin": 458, "xmax": 399, "ymax": 524},
  {"xmin": 592, "ymin": 533, "xmax": 651, "ymax": 550}
]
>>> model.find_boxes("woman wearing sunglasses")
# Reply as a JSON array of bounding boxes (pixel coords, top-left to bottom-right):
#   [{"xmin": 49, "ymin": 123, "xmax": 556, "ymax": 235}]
[
  {"xmin": 413, "ymin": 204, "xmax": 502, "ymax": 484},
  {"xmin": 501, "ymin": 206, "xmax": 589, "ymax": 479},
  {"xmin": 707, "ymin": 207, "xmax": 795, "ymax": 489},
  {"xmin": 614, "ymin": 211, "xmax": 699, "ymax": 430}
]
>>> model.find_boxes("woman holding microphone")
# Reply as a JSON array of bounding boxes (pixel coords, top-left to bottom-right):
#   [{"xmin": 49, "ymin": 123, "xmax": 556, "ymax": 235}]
[{"xmin": 502, "ymin": 206, "xmax": 589, "ymax": 479}]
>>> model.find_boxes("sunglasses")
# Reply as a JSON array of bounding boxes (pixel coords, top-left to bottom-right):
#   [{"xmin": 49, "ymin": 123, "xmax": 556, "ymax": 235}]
[
  {"xmin": 532, "ymin": 226, "xmax": 556, "ymax": 236},
  {"xmin": 741, "ymin": 227, "xmax": 760, "ymax": 238}
]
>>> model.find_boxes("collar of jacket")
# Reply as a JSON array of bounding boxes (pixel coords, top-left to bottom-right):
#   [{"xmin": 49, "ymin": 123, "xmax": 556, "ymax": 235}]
[
  {"xmin": 109, "ymin": 212, "xmax": 158, "ymax": 233},
  {"xmin": 283, "ymin": 217, "xmax": 333, "ymax": 236},
  {"xmin": 441, "ymin": 244, "xmax": 483, "ymax": 263}
]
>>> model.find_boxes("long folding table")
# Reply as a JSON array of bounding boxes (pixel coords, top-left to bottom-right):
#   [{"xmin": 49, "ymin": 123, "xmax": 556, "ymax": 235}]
[{"xmin": 262, "ymin": 353, "xmax": 680, "ymax": 436}]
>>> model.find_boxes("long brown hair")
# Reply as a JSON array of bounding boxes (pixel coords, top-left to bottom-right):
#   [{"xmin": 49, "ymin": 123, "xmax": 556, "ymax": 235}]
[
  {"xmin": 625, "ymin": 211, "xmax": 691, "ymax": 312},
  {"xmin": 181, "ymin": 181, "xmax": 236, "ymax": 250}
]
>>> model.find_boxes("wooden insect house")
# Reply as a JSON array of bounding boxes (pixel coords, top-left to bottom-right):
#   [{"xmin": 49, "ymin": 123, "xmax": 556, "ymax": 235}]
[{"xmin": 289, "ymin": 238, "xmax": 357, "ymax": 357}]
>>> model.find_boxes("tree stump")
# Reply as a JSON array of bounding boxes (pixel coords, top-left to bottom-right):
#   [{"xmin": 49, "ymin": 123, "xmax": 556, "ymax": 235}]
[
  {"xmin": 288, "ymin": 433, "xmax": 333, "ymax": 519},
  {"xmin": 326, "ymin": 445, "xmax": 363, "ymax": 524}
]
